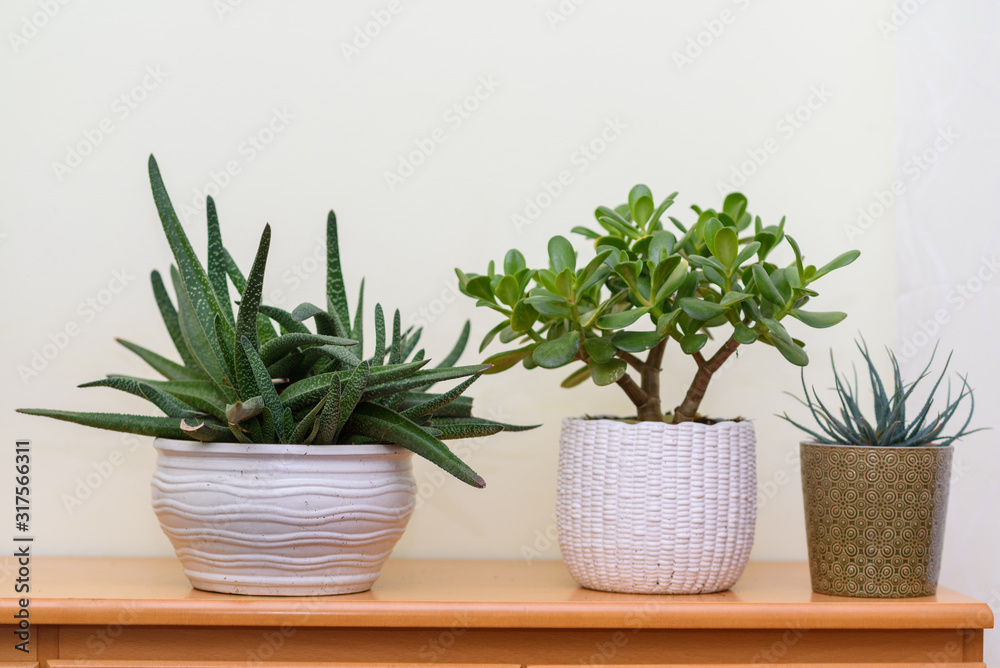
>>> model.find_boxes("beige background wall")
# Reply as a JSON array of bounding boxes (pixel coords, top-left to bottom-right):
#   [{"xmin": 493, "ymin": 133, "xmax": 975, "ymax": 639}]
[{"xmin": 4, "ymin": 2, "xmax": 896, "ymax": 566}]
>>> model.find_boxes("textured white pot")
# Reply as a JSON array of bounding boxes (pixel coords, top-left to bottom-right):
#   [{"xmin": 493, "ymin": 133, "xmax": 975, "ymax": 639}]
[
  {"xmin": 557, "ymin": 418, "xmax": 757, "ymax": 594},
  {"xmin": 151, "ymin": 439, "xmax": 416, "ymax": 596}
]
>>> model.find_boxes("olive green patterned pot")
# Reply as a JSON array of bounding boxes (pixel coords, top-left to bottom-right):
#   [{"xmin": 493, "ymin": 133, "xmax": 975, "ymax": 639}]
[{"xmin": 800, "ymin": 442, "xmax": 952, "ymax": 598}]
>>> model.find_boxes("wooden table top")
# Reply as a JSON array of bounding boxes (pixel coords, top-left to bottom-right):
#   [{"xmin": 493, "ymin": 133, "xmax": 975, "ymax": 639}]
[{"xmin": 1, "ymin": 558, "xmax": 992, "ymax": 630}]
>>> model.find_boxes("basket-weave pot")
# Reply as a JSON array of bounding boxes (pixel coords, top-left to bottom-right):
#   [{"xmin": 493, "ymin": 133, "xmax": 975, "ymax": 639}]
[
  {"xmin": 800, "ymin": 442, "xmax": 952, "ymax": 598},
  {"xmin": 151, "ymin": 439, "xmax": 416, "ymax": 596},
  {"xmin": 556, "ymin": 418, "xmax": 757, "ymax": 594}
]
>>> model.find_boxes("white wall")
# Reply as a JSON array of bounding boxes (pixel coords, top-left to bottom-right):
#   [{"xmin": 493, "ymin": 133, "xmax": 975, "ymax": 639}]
[
  {"xmin": 3, "ymin": 0, "xmax": 905, "ymax": 589},
  {"xmin": 894, "ymin": 0, "xmax": 1000, "ymax": 661}
]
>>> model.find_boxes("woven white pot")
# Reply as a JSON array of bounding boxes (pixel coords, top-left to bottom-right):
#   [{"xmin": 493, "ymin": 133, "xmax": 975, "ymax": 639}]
[
  {"xmin": 151, "ymin": 439, "xmax": 416, "ymax": 596},
  {"xmin": 557, "ymin": 418, "xmax": 757, "ymax": 594}
]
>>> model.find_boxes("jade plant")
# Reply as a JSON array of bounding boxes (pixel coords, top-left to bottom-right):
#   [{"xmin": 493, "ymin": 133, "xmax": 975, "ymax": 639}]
[
  {"xmin": 18, "ymin": 155, "xmax": 531, "ymax": 488},
  {"xmin": 781, "ymin": 341, "xmax": 981, "ymax": 447},
  {"xmin": 456, "ymin": 185, "xmax": 860, "ymax": 423}
]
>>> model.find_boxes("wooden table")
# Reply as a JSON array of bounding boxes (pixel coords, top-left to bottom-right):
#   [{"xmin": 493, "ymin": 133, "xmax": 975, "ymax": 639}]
[{"xmin": 0, "ymin": 558, "xmax": 991, "ymax": 667}]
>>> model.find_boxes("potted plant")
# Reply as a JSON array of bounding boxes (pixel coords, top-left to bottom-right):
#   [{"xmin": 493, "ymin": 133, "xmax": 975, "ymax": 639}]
[
  {"xmin": 781, "ymin": 341, "xmax": 980, "ymax": 598},
  {"xmin": 456, "ymin": 185, "xmax": 860, "ymax": 594},
  {"xmin": 18, "ymin": 155, "xmax": 531, "ymax": 596}
]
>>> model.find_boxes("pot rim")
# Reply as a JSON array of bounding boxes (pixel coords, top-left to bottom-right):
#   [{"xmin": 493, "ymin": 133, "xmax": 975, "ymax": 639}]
[
  {"xmin": 152, "ymin": 438, "xmax": 411, "ymax": 457},
  {"xmin": 799, "ymin": 440, "xmax": 953, "ymax": 450},
  {"xmin": 562, "ymin": 416, "xmax": 753, "ymax": 428}
]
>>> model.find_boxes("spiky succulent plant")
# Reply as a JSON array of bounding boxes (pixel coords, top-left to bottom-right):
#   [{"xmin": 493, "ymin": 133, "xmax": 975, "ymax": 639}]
[
  {"xmin": 18, "ymin": 155, "xmax": 532, "ymax": 488},
  {"xmin": 780, "ymin": 340, "xmax": 981, "ymax": 447}
]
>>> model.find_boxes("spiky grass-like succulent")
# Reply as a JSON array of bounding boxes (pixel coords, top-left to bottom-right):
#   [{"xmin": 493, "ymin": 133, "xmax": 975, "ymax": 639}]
[
  {"xmin": 18, "ymin": 155, "xmax": 532, "ymax": 488},
  {"xmin": 780, "ymin": 340, "xmax": 981, "ymax": 447}
]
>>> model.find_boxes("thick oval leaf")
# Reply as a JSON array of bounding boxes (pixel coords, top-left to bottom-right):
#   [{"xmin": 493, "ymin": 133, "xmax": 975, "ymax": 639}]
[
  {"xmin": 583, "ymin": 336, "xmax": 617, "ymax": 363},
  {"xmin": 571, "ymin": 226, "xmax": 601, "ymax": 240},
  {"xmin": 647, "ymin": 231, "xmax": 677, "ymax": 263},
  {"xmin": 495, "ymin": 274, "xmax": 520, "ymax": 307},
  {"xmin": 594, "ymin": 235, "xmax": 629, "ymax": 252},
  {"xmin": 752, "ymin": 264, "xmax": 786, "ymax": 305},
  {"xmin": 612, "ymin": 330, "xmax": 662, "ymax": 353},
  {"xmin": 703, "ymin": 217, "xmax": 723, "ymax": 256},
  {"xmin": 628, "ymin": 184, "xmax": 655, "ymax": 226},
  {"xmin": 791, "ymin": 309, "xmax": 847, "ymax": 328},
  {"xmin": 532, "ymin": 332, "xmax": 580, "ymax": 369},
  {"xmin": 733, "ymin": 241, "xmax": 761, "ymax": 268},
  {"xmin": 680, "ymin": 332, "xmax": 709, "ymax": 354},
  {"xmin": 504, "ymin": 249, "xmax": 527, "ymax": 275},
  {"xmin": 596, "ymin": 306, "xmax": 651, "ymax": 330},
  {"xmin": 713, "ymin": 227, "xmax": 738, "ymax": 268},
  {"xmin": 464, "ymin": 275, "xmax": 495, "ymax": 302},
  {"xmin": 679, "ymin": 298, "xmax": 728, "ymax": 321},
  {"xmin": 733, "ymin": 323, "xmax": 758, "ymax": 344},
  {"xmin": 510, "ymin": 299, "xmax": 539, "ymax": 332},
  {"xmin": 723, "ymin": 192, "xmax": 748, "ymax": 222},
  {"xmin": 588, "ymin": 358, "xmax": 627, "ymax": 386},
  {"xmin": 773, "ymin": 336, "xmax": 809, "ymax": 366},
  {"xmin": 548, "ymin": 235, "xmax": 576, "ymax": 273}
]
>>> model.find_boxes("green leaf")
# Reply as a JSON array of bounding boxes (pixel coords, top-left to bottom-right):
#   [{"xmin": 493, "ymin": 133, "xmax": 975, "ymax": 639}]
[
  {"xmin": 240, "ymin": 335, "xmax": 286, "ymax": 442},
  {"xmin": 773, "ymin": 336, "xmax": 809, "ymax": 366},
  {"xmin": 234, "ymin": 225, "xmax": 272, "ymax": 394},
  {"xmin": 548, "ymin": 235, "xmax": 576, "ymax": 273},
  {"xmin": 720, "ymin": 291, "xmax": 752, "ymax": 306},
  {"xmin": 722, "ymin": 193, "xmax": 747, "ymax": 222},
  {"xmin": 389, "ymin": 309, "xmax": 403, "ymax": 365},
  {"xmin": 656, "ymin": 308, "xmax": 682, "ymax": 337},
  {"xmin": 465, "ymin": 275, "xmax": 495, "ymax": 303},
  {"xmin": 504, "ymin": 248, "xmax": 527, "ymax": 275},
  {"xmin": 733, "ymin": 241, "xmax": 761, "ymax": 268},
  {"xmin": 680, "ymin": 333, "xmax": 709, "ymax": 354},
  {"xmin": 554, "ymin": 267, "xmax": 575, "ymax": 299},
  {"xmin": 583, "ymin": 336, "xmax": 616, "ymax": 363},
  {"xmin": 482, "ymin": 345, "xmax": 535, "ymax": 373},
  {"xmin": 371, "ymin": 304, "xmax": 386, "ymax": 363},
  {"xmin": 291, "ymin": 302, "xmax": 339, "ymax": 336},
  {"xmin": 115, "ymin": 338, "xmax": 204, "ymax": 382},
  {"xmin": 510, "ymin": 299, "xmax": 539, "ymax": 332},
  {"xmin": 703, "ymin": 217, "xmax": 723, "ymax": 257},
  {"xmin": 762, "ymin": 317, "xmax": 793, "ymax": 345},
  {"xmin": 204, "ymin": 197, "xmax": 234, "ymax": 327},
  {"xmin": 364, "ymin": 364, "xmax": 490, "ymax": 399},
  {"xmin": 571, "ymin": 226, "xmax": 601, "ymax": 240},
  {"xmin": 313, "ymin": 374, "xmax": 342, "ymax": 444},
  {"xmin": 120, "ymin": 378, "xmax": 227, "ymax": 420},
  {"xmin": 430, "ymin": 419, "xmax": 504, "ymax": 440},
  {"xmin": 596, "ymin": 306, "xmax": 651, "ymax": 330},
  {"xmin": 713, "ymin": 227, "xmax": 738, "ymax": 268},
  {"xmin": 401, "ymin": 374, "xmax": 478, "ymax": 420},
  {"xmin": 653, "ymin": 258, "xmax": 689, "ymax": 304},
  {"xmin": 479, "ymin": 320, "xmax": 508, "ymax": 353},
  {"xmin": 628, "ymin": 184, "xmax": 655, "ymax": 226},
  {"xmin": 532, "ymin": 332, "xmax": 580, "ymax": 369},
  {"xmin": 752, "ymin": 264, "xmax": 786, "ymax": 306},
  {"xmin": 334, "ymin": 362, "xmax": 369, "ymax": 439},
  {"xmin": 812, "ymin": 250, "xmax": 861, "ymax": 281},
  {"xmin": 437, "ymin": 321, "xmax": 470, "ymax": 369},
  {"xmin": 646, "ymin": 193, "xmax": 678, "ymax": 231},
  {"xmin": 495, "ymin": 274, "xmax": 520, "ymax": 307},
  {"xmin": 325, "ymin": 210, "xmax": 351, "ymax": 336},
  {"xmin": 612, "ymin": 330, "xmax": 662, "ymax": 352},
  {"xmin": 257, "ymin": 305, "xmax": 310, "ymax": 334},
  {"xmin": 588, "ymin": 358, "xmax": 627, "ymax": 386},
  {"xmin": 16, "ymin": 408, "xmax": 187, "ymax": 439},
  {"xmin": 290, "ymin": 399, "xmax": 326, "ymax": 444},
  {"xmin": 733, "ymin": 323, "xmax": 758, "ymax": 344},
  {"xmin": 791, "ymin": 309, "xmax": 847, "ymax": 328},
  {"xmin": 346, "ymin": 402, "xmax": 485, "ymax": 488},
  {"xmin": 560, "ymin": 365, "xmax": 591, "ymax": 388},
  {"xmin": 150, "ymin": 270, "xmax": 200, "ymax": 370},
  {"xmin": 259, "ymin": 333, "xmax": 357, "ymax": 366},
  {"xmin": 78, "ymin": 377, "xmax": 199, "ymax": 418},
  {"xmin": 170, "ymin": 266, "xmax": 235, "ymax": 399},
  {"xmin": 148, "ymin": 156, "xmax": 235, "ymax": 357},
  {"xmin": 679, "ymin": 298, "xmax": 728, "ymax": 321}
]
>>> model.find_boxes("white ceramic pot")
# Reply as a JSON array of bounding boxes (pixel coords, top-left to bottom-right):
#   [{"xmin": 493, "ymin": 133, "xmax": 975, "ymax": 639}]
[
  {"xmin": 556, "ymin": 418, "xmax": 757, "ymax": 594},
  {"xmin": 151, "ymin": 439, "xmax": 416, "ymax": 596}
]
